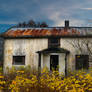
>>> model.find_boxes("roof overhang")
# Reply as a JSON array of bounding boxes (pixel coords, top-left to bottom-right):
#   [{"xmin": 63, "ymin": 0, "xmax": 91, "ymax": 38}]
[
  {"xmin": 1, "ymin": 35, "xmax": 92, "ymax": 39},
  {"xmin": 37, "ymin": 47, "xmax": 70, "ymax": 54}
]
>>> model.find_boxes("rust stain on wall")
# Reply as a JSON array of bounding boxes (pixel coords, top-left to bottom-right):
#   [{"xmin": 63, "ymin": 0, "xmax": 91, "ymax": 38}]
[{"xmin": 8, "ymin": 50, "xmax": 12, "ymax": 54}]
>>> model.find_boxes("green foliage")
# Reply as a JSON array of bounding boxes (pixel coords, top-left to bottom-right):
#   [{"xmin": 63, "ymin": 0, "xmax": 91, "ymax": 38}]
[{"xmin": 0, "ymin": 67, "xmax": 3, "ymax": 73}]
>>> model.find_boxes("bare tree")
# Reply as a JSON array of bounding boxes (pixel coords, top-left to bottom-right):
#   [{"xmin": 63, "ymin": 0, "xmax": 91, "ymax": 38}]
[
  {"xmin": 40, "ymin": 22, "xmax": 48, "ymax": 27},
  {"xmin": 16, "ymin": 20, "xmax": 49, "ymax": 27},
  {"xmin": 28, "ymin": 20, "xmax": 36, "ymax": 27},
  {"xmin": 22, "ymin": 22, "xmax": 26, "ymax": 27},
  {"xmin": 17, "ymin": 23, "xmax": 22, "ymax": 27},
  {"xmin": 36, "ymin": 22, "xmax": 40, "ymax": 27},
  {"xmin": 67, "ymin": 38, "xmax": 92, "ymax": 61}
]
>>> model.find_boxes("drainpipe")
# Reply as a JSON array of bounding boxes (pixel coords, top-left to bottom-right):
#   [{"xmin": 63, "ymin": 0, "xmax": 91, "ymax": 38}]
[
  {"xmin": 65, "ymin": 53, "xmax": 67, "ymax": 76},
  {"xmin": 38, "ymin": 53, "xmax": 41, "ymax": 79}
]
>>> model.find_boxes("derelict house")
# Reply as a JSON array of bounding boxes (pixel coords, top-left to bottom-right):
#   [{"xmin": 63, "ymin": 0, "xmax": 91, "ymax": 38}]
[{"xmin": 1, "ymin": 21, "xmax": 92, "ymax": 74}]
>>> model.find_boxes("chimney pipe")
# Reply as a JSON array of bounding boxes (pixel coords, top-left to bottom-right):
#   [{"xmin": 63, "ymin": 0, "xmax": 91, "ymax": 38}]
[{"xmin": 65, "ymin": 20, "xmax": 69, "ymax": 28}]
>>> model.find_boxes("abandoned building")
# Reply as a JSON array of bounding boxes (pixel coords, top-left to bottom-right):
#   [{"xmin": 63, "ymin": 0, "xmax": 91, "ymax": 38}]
[
  {"xmin": 0, "ymin": 24, "xmax": 13, "ymax": 65},
  {"xmin": 1, "ymin": 21, "xmax": 92, "ymax": 74}
]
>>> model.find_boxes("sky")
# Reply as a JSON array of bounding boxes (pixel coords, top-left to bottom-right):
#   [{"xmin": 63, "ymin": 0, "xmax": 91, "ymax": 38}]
[{"xmin": 0, "ymin": 0, "xmax": 92, "ymax": 27}]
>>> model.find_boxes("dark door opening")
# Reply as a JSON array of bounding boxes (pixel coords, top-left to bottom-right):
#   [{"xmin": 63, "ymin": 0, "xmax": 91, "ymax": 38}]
[
  {"xmin": 76, "ymin": 55, "xmax": 89, "ymax": 70},
  {"xmin": 50, "ymin": 55, "xmax": 59, "ymax": 71}
]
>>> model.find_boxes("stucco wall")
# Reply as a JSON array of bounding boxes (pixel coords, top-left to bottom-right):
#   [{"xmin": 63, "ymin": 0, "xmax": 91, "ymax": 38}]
[
  {"xmin": 3, "ymin": 37, "xmax": 92, "ymax": 73},
  {"xmin": 3, "ymin": 39, "xmax": 48, "ymax": 73},
  {"xmin": 41, "ymin": 53, "xmax": 65, "ymax": 74},
  {"xmin": 59, "ymin": 53, "xmax": 65, "ymax": 74},
  {"xmin": 60, "ymin": 38, "xmax": 92, "ymax": 71},
  {"xmin": 43, "ymin": 54, "xmax": 50, "ymax": 70},
  {"xmin": 60, "ymin": 38, "xmax": 76, "ymax": 71}
]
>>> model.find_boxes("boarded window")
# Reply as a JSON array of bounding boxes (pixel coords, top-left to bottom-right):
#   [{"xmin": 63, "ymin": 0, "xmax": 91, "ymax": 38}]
[
  {"xmin": 76, "ymin": 55, "xmax": 89, "ymax": 70},
  {"xmin": 13, "ymin": 56, "xmax": 25, "ymax": 65},
  {"xmin": 48, "ymin": 38, "xmax": 60, "ymax": 48}
]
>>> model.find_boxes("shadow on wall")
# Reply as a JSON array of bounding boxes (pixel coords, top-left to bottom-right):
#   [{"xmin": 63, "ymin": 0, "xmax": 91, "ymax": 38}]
[{"xmin": 0, "ymin": 37, "xmax": 4, "ymax": 66}]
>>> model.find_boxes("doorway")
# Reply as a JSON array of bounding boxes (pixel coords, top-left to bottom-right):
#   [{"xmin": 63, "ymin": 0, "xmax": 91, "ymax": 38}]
[{"xmin": 50, "ymin": 55, "xmax": 59, "ymax": 71}]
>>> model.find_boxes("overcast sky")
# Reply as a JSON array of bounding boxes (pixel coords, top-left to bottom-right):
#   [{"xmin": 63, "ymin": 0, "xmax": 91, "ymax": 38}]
[{"xmin": 0, "ymin": 0, "xmax": 92, "ymax": 26}]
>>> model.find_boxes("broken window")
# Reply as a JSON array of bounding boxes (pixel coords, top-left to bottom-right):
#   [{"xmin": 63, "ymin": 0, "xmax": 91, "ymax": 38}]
[
  {"xmin": 76, "ymin": 55, "xmax": 89, "ymax": 70},
  {"xmin": 48, "ymin": 38, "xmax": 60, "ymax": 48},
  {"xmin": 13, "ymin": 56, "xmax": 25, "ymax": 65}
]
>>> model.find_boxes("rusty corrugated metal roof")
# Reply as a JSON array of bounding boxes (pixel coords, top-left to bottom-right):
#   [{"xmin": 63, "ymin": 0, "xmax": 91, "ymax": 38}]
[{"xmin": 2, "ymin": 27, "xmax": 81, "ymax": 37}]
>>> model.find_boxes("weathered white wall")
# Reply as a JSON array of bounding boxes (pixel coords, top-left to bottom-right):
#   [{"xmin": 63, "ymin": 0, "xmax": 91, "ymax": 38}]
[
  {"xmin": 60, "ymin": 38, "xmax": 92, "ymax": 71},
  {"xmin": 3, "ymin": 37, "xmax": 92, "ymax": 73},
  {"xmin": 41, "ymin": 53, "xmax": 66, "ymax": 74},
  {"xmin": 60, "ymin": 38, "xmax": 76, "ymax": 71},
  {"xmin": 59, "ymin": 53, "xmax": 65, "ymax": 74},
  {"xmin": 3, "ymin": 39, "xmax": 48, "ymax": 73},
  {"xmin": 43, "ymin": 54, "xmax": 50, "ymax": 70}
]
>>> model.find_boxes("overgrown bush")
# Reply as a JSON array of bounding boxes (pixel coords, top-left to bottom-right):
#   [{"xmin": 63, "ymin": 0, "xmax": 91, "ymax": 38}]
[{"xmin": 0, "ymin": 66, "xmax": 92, "ymax": 92}]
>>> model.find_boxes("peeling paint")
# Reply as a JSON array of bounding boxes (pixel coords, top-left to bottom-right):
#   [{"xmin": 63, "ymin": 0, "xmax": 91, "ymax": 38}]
[
  {"xmin": 3, "ymin": 39, "xmax": 48, "ymax": 73},
  {"xmin": 3, "ymin": 37, "xmax": 92, "ymax": 73}
]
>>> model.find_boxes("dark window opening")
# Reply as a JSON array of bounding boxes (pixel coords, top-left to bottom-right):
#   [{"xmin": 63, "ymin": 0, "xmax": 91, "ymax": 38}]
[
  {"xmin": 48, "ymin": 38, "xmax": 60, "ymax": 48},
  {"xmin": 50, "ymin": 55, "xmax": 59, "ymax": 71},
  {"xmin": 13, "ymin": 56, "xmax": 25, "ymax": 65},
  {"xmin": 76, "ymin": 55, "xmax": 89, "ymax": 70}
]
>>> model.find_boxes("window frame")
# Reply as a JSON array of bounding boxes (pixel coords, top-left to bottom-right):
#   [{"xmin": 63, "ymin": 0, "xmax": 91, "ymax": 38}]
[
  {"xmin": 12, "ymin": 55, "xmax": 25, "ymax": 65},
  {"xmin": 48, "ymin": 38, "xmax": 60, "ymax": 48},
  {"xmin": 75, "ymin": 54, "xmax": 89, "ymax": 70}
]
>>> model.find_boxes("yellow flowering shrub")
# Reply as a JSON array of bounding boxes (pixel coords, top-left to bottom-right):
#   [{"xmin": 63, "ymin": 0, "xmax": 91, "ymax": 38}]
[
  {"xmin": 0, "ymin": 73, "xmax": 5, "ymax": 90},
  {"xmin": 9, "ymin": 74, "xmax": 38, "ymax": 92},
  {"xmin": 1, "ymin": 67, "xmax": 92, "ymax": 92},
  {"xmin": 39, "ymin": 68, "xmax": 92, "ymax": 92}
]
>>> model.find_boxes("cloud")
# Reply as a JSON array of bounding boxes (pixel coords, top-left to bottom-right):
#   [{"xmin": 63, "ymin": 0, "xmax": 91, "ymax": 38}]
[
  {"xmin": 41, "ymin": 4, "xmax": 85, "ymax": 26},
  {"xmin": 81, "ymin": 8, "xmax": 92, "ymax": 10},
  {"xmin": 0, "ymin": 21, "xmax": 17, "ymax": 24},
  {"xmin": 0, "ymin": 0, "xmax": 92, "ymax": 27}
]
